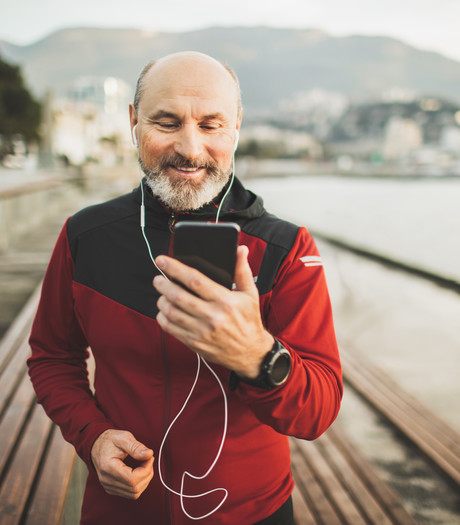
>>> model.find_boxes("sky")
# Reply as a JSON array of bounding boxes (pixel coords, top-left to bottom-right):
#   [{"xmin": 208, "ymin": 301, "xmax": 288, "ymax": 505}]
[{"xmin": 2, "ymin": 0, "xmax": 460, "ymax": 63}]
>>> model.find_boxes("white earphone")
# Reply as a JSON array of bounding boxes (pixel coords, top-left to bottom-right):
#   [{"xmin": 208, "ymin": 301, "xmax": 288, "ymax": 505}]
[
  {"xmin": 132, "ymin": 124, "xmax": 138, "ymax": 148},
  {"xmin": 233, "ymin": 130, "xmax": 239, "ymax": 152}
]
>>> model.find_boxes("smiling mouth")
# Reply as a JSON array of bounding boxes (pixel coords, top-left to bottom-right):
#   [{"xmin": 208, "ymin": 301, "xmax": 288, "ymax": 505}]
[
  {"xmin": 170, "ymin": 165, "xmax": 205, "ymax": 176},
  {"xmin": 153, "ymin": 153, "xmax": 217, "ymax": 179}
]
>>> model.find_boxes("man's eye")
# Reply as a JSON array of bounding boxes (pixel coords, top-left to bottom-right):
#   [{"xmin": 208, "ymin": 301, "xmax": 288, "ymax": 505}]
[{"xmin": 155, "ymin": 121, "xmax": 179, "ymax": 129}]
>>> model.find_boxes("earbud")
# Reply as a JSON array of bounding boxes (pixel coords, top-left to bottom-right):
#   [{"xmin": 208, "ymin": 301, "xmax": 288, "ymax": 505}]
[
  {"xmin": 233, "ymin": 130, "xmax": 239, "ymax": 153},
  {"xmin": 132, "ymin": 124, "xmax": 138, "ymax": 148}
]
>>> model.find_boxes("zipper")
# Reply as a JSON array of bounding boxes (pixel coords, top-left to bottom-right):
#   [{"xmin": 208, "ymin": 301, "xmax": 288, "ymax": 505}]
[
  {"xmin": 161, "ymin": 330, "xmax": 173, "ymax": 524},
  {"xmin": 168, "ymin": 212, "xmax": 176, "ymax": 232}
]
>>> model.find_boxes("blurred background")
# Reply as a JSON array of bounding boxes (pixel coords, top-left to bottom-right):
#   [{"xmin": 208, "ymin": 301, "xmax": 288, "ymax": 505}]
[{"xmin": 0, "ymin": 2, "xmax": 459, "ymax": 524}]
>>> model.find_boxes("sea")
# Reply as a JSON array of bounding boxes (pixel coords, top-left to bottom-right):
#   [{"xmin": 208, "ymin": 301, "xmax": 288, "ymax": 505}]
[{"xmin": 244, "ymin": 169, "xmax": 460, "ymax": 283}]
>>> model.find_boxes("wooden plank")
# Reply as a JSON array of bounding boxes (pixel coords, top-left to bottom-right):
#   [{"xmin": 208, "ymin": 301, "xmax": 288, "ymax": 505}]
[
  {"xmin": 342, "ymin": 348, "xmax": 460, "ymax": 452},
  {"xmin": 290, "ymin": 440, "xmax": 342, "ymax": 525},
  {"xmin": 327, "ymin": 427, "xmax": 419, "ymax": 525},
  {"xmin": 314, "ymin": 430, "xmax": 393, "ymax": 525},
  {"xmin": 60, "ymin": 457, "xmax": 87, "ymax": 525},
  {"xmin": 0, "ymin": 377, "xmax": 36, "ymax": 477},
  {"xmin": 0, "ymin": 404, "xmax": 53, "ymax": 525},
  {"xmin": 0, "ymin": 283, "xmax": 41, "ymax": 370},
  {"xmin": 295, "ymin": 438, "xmax": 367, "ymax": 525},
  {"xmin": 0, "ymin": 339, "xmax": 32, "ymax": 419},
  {"xmin": 291, "ymin": 483, "xmax": 317, "ymax": 525},
  {"xmin": 291, "ymin": 427, "xmax": 421, "ymax": 525},
  {"xmin": 23, "ymin": 428, "xmax": 76, "ymax": 525},
  {"xmin": 342, "ymin": 350, "xmax": 460, "ymax": 486}
]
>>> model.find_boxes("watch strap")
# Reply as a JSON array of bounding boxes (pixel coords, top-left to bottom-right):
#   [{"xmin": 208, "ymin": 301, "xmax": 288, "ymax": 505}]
[{"xmin": 228, "ymin": 339, "xmax": 291, "ymax": 391}]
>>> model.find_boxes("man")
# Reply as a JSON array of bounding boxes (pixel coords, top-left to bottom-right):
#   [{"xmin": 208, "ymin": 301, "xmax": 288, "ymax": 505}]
[{"xmin": 28, "ymin": 52, "xmax": 342, "ymax": 524}]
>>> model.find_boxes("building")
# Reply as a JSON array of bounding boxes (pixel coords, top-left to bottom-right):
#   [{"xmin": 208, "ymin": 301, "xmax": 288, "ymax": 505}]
[{"xmin": 52, "ymin": 77, "xmax": 133, "ymax": 165}]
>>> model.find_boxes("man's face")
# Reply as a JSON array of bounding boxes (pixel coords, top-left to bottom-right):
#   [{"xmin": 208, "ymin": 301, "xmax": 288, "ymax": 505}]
[{"xmin": 130, "ymin": 55, "xmax": 241, "ymax": 211}]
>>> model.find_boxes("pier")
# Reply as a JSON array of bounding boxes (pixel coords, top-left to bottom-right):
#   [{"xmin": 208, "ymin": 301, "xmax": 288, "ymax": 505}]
[{"xmin": 0, "ymin": 167, "xmax": 459, "ymax": 524}]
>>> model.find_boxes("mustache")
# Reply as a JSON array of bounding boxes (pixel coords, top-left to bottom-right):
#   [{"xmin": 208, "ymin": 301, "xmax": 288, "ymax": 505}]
[{"xmin": 156, "ymin": 153, "xmax": 218, "ymax": 171}]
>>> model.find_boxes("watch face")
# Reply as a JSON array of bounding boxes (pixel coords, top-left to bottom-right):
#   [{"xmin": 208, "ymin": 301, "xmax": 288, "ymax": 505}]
[{"xmin": 270, "ymin": 353, "xmax": 291, "ymax": 385}]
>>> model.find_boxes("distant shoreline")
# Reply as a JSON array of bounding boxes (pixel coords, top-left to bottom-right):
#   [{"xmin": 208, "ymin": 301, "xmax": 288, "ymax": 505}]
[{"xmin": 236, "ymin": 158, "xmax": 460, "ymax": 181}]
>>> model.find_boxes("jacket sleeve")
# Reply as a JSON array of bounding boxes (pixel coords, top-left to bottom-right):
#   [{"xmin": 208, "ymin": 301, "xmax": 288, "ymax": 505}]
[
  {"xmin": 27, "ymin": 220, "xmax": 114, "ymax": 468},
  {"xmin": 235, "ymin": 226, "xmax": 343, "ymax": 440}
]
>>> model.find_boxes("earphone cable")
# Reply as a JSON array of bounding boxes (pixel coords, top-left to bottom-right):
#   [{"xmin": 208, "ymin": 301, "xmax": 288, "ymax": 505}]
[{"xmin": 137, "ymin": 160, "xmax": 230, "ymax": 520}]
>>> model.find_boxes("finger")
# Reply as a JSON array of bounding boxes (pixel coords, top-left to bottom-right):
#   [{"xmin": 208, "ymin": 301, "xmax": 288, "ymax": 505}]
[
  {"xmin": 113, "ymin": 432, "xmax": 153, "ymax": 462},
  {"xmin": 157, "ymin": 306, "xmax": 231, "ymax": 364},
  {"xmin": 156, "ymin": 285, "xmax": 219, "ymax": 336},
  {"xmin": 156, "ymin": 309, "xmax": 201, "ymax": 350},
  {"xmin": 233, "ymin": 245, "xmax": 257, "ymax": 293},
  {"xmin": 100, "ymin": 454, "xmax": 150, "ymax": 484},
  {"xmin": 155, "ymin": 278, "xmax": 206, "ymax": 317},
  {"xmin": 101, "ymin": 434, "xmax": 154, "ymax": 487},
  {"xmin": 155, "ymin": 255, "xmax": 227, "ymax": 301},
  {"xmin": 102, "ymin": 455, "xmax": 155, "ymax": 498},
  {"xmin": 156, "ymin": 294, "xmax": 196, "ymax": 328},
  {"xmin": 120, "ymin": 455, "xmax": 155, "ymax": 486}
]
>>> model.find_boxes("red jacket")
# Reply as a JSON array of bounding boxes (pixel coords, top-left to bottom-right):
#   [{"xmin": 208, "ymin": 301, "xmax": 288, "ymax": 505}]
[{"xmin": 28, "ymin": 178, "xmax": 342, "ymax": 524}]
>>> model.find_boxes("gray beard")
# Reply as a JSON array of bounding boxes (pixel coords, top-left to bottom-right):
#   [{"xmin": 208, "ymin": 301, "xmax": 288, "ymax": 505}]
[{"xmin": 139, "ymin": 155, "xmax": 232, "ymax": 211}]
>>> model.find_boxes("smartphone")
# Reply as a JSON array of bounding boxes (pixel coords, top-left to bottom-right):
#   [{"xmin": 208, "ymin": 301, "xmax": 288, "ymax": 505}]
[{"xmin": 172, "ymin": 222, "xmax": 240, "ymax": 289}]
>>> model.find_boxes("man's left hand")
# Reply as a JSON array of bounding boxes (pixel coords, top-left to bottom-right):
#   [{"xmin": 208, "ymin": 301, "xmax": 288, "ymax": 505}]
[{"xmin": 153, "ymin": 245, "xmax": 273, "ymax": 379}]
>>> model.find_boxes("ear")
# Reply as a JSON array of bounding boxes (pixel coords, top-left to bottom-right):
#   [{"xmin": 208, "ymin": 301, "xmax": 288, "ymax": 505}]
[
  {"xmin": 233, "ymin": 112, "xmax": 242, "ymax": 152},
  {"xmin": 233, "ymin": 130, "xmax": 239, "ymax": 153},
  {"xmin": 236, "ymin": 111, "xmax": 242, "ymax": 132},
  {"xmin": 129, "ymin": 104, "xmax": 139, "ymax": 148}
]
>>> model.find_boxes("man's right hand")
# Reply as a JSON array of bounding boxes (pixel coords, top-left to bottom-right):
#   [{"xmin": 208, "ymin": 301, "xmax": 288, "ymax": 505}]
[{"xmin": 90, "ymin": 429, "xmax": 154, "ymax": 499}]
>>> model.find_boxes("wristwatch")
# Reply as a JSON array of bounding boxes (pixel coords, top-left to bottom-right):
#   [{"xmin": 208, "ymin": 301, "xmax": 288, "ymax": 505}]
[{"xmin": 229, "ymin": 339, "xmax": 292, "ymax": 391}]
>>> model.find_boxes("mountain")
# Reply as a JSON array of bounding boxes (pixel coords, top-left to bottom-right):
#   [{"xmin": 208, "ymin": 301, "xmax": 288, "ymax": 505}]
[{"xmin": 1, "ymin": 26, "xmax": 460, "ymax": 113}]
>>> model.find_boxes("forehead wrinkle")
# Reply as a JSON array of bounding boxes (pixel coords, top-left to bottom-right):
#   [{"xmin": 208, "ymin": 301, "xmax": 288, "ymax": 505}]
[{"xmin": 154, "ymin": 84, "xmax": 228, "ymax": 103}]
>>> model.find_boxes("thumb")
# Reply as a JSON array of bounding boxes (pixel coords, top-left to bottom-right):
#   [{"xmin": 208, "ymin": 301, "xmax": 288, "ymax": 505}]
[
  {"xmin": 116, "ymin": 432, "xmax": 153, "ymax": 461},
  {"xmin": 234, "ymin": 245, "xmax": 256, "ymax": 293}
]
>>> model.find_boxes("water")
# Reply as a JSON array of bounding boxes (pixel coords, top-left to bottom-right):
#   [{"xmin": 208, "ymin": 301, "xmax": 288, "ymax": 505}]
[{"xmin": 246, "ymin": 174, "xmax": 460, "ymax": 283}]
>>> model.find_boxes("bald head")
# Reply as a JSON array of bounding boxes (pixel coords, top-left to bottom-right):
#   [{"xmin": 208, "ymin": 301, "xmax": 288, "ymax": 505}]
[{"xmin": 133, "ymin": 52, "xmax": 242, "ymax": 119}]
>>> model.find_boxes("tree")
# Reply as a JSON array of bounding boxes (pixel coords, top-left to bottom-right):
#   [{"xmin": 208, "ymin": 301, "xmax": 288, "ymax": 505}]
[{"xmin": 0, "ymin": 55, "xmax": 41, "ymax": 159}]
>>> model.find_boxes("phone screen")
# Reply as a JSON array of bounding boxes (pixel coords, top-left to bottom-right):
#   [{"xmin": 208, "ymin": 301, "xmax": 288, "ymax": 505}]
[{"xmin": 172, "ymin": 222, "xmax": 240, "ymax": 289}]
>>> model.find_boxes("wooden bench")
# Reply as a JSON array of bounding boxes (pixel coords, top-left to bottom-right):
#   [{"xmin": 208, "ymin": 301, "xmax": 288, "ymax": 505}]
[
  {"xmin": 340, "ymin": 345, "xmax": 460, "ymax": 488},
  {"xmin": 0, "ymin": 284, "xmax": 77, "ymax": 525},
  {"xmin": 290, "ymin": 426, "xmax": 419, "ymax": 525},
  {"xmin": 0, "ymin": 283, "xmax": 423, "ymax": 525},
  {"xmin": 290, "ymin": 343, "xmax": 460, "ymax": 525}
]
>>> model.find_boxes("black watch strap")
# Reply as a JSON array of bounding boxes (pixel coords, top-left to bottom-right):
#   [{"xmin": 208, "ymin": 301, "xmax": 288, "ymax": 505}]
[{"xmin": 228, "ymin": 339, "xmax": 292, "ymax": 391}]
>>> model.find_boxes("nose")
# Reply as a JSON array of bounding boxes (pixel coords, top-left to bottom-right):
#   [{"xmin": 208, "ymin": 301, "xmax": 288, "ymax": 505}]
[{"xmin": 174, "ymin": 125, "xmax": 204, "ymax": 159}]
